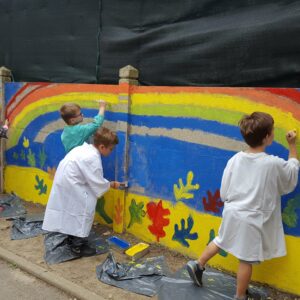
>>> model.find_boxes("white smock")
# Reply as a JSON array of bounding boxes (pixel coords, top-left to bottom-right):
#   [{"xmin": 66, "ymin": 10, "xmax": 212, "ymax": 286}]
[
  {"xmin": 214, "ymin": 151, "xmax": 299, "ymax": 261},
  {"xmin": 42, "ymin": 143, "xmax": 110, "ymax": 237}
]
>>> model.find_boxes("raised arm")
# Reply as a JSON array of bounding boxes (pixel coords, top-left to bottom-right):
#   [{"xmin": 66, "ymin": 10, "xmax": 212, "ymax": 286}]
[{"xmin": 286, "ymin": 130, "xmax": 298, "ymax": 160}]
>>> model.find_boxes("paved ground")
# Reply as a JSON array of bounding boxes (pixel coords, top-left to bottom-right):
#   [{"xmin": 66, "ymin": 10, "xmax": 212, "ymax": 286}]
[{"xmin": 0, "ymin": 259, "xmax": 71, "ymax": 300}]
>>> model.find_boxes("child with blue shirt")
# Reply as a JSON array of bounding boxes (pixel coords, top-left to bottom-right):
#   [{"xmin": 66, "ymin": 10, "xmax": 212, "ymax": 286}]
[{"xmin": 60, "ymin": 100, "xmax": 106, "ymax": 153}]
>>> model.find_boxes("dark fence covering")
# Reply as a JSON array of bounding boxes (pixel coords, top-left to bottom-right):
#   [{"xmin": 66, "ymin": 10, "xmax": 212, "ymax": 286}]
[{"xmin": 0, "ymin": 0, "xmax": 299, "ymax": 86}]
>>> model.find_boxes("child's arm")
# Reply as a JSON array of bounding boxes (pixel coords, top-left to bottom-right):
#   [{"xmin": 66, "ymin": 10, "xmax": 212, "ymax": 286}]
[
  {"xmin": 286, "ymin": 130, "xmax": 298, "ymax": 159},
  {"xmin": 79, "ymin": 101, "xmax": 106, "ymax": 141},
  {"xmin": 98, "ymin": 100, "xmax": 106, "ymax": 117}
]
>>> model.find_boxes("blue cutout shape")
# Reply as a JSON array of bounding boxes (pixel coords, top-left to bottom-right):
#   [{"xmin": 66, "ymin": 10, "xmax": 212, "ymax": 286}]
[{"xmin": 172, "ymin": 215, "xmax": 198, "ymax": 247}]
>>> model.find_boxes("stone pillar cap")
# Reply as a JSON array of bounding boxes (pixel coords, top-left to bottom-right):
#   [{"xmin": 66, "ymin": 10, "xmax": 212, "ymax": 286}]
[
  {"xmin": 0, "ymin": 66, "xmax": 12, "ymax": 77},
  {"xmin": 119, "ymin": 65, "xmax": 139, "ymax": 79}
]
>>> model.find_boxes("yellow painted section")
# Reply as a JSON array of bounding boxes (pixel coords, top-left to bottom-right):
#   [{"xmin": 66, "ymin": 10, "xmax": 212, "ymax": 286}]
[
  {"xmin": 13, "ymin": 93, "xmax": 118, "ymax": 128},
  {"xmin": 125, "ymin": 192, "xmax": 300, "ymax": 295},
  {"xmin": 4, "ymin": 165, "xmax": 53, "ymax": 205},
  {"xmin": 125, "ymin": 242, "xmax": 149, "ymax": 257},
  {"xmin": 131, "ymin": 92, "xmax": 300, "ymax": 138}
]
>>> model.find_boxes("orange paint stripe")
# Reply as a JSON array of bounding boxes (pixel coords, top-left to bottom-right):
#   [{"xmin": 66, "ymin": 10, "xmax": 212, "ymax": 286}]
[{"xmin": 8, "ymin": 83, "xmax": 121, "ymax": 123}]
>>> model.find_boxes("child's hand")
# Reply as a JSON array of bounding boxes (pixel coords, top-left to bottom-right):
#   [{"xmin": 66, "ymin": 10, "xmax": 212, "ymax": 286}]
[
  {"xmin": 98, "ymin": 100, "xmax": 106, "ymax": 108},
  {"xmin": 98, "ymin": 100, "xmax": 106, "ymax": 116},
  {"xmin": 110, "ymin": 181, "xmax": 121, "ymax": 189},
  {"xmin": 286, "ymin": 130, "xmax": 297, "ymax": 144},
  {"xmin": 3, "ymin": 119, "xmax": 9, "ymax": 129}
]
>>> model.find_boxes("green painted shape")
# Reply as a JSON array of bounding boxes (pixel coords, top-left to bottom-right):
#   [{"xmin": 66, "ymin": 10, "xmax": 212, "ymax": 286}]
[
  {"xmin": 127, "ymin": 199, "xmax": 146, "ymax": 228},
  {"xmin": 34, "ymin": 175, "xmax": 47, "ymax": 195},
  {"xmin": 207, "ymin": 229, "xmax": 228, "ymax": 257},
  {"xmin": 132, "ymin": 104, "xmax": 242, "ymax": 125},
  {"xmin": 27, "ymin": 149, "xmax": 36, "ymax": 167},
  {"xmin": 20, "ymin": 149, "xmax": 26, "ymax": 160},
  {"xmin": 282, "ymin": 196, "xmax": 300, "ymax": 228},
  {"xmin": 96, "ymin": 196, "xmax": 113, "ymax": 224},
  {"xmin": 38, "ymin": 147, "xmax": 47, "ymax": 168}
]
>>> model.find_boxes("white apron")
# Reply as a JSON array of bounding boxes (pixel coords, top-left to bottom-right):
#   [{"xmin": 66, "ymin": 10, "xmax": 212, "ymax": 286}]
[
  {"xmin": 214, "ymin": 152, "xmax": 299, "ymax": 261},
  {"xmin": 42, "ymin": 143, "xmax": 110, "ymax": 237}
]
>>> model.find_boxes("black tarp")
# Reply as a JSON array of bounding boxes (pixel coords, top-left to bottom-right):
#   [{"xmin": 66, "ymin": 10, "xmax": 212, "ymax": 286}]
[{"xmin": 0, "ymin": 0, "xmax": 300, "ymax": 86}]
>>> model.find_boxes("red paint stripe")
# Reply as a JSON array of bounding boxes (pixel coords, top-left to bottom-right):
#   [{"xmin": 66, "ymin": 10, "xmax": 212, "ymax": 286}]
[
  {"xmin": 8, "ymin": 83, "xmax": 121, "ymax": 123},
  {"xmin": 257, "ymin": 88, "xmax": 300, "ymax": 105}
]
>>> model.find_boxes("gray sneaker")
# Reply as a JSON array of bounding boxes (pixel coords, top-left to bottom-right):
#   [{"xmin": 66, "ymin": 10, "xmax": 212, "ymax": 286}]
[{"xmin": 186, "ymin": 260, "xmax": 205, "ymax": 286}]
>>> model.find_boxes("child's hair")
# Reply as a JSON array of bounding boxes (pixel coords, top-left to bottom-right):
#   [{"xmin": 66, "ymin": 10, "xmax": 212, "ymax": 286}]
[
  {"xmin": 60, "ymin": 103, "xmax": 81, "ymax": 124},
  {"xmin": 239, "ymin": 112, "xmax": 274, "ymax": 147},
  {"xmin": 94, "ymin": 127, "xmax": 119, "ymax": 147}
]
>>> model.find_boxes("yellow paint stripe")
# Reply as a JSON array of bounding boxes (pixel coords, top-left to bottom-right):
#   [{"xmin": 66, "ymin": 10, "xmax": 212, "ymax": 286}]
[
  {"xmin": 13, "ymin": 92, "xmax": 119, "ymax": 128},
  {"xmin": 131, "ymin": 93, "xmax": 300, "ymax": 132}
]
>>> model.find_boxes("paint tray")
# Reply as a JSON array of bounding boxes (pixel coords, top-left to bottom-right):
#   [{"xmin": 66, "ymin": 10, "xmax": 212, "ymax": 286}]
[
  {"xmin": 125, "ymin": 242, "xmax": 150, "ymax": 261},
  {"xmin": 107, "ymin": 236, "xmax": 130, "ymax": 253}
]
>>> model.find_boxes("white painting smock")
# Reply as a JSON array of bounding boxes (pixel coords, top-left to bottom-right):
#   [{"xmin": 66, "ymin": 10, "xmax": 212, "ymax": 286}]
[
  {"xmin": 42, "ymin": 143, "xmax": 110, "ymax": 237},
  {"xmin": 214, "ymin": 151, "xmax": 299, "ymax": 261}
]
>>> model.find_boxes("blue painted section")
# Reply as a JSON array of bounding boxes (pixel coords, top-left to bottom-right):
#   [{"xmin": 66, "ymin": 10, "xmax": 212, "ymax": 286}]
[
  {"xmin": 107, "ymin": 236, "xmax": 130, "ymax": 250},
  {"xmin": 4, "ymin": 82, "xmax": 25, "ymax": 104},
  {"xmin": 128, "ymin": 134, "xmax": 232, "ymax": 212}
]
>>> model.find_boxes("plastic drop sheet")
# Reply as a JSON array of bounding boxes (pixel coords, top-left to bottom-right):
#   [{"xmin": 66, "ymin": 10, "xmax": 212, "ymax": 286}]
[
  {"xmin": 96, "ymin": 253, "xmax": 169, "ymax": 297},
  {"xmin": 158, "ymin": 267, "xmax": 269, "ymax": 300},
  {"xmin": 0, "ymin": 194, "xmax": 26, "ymax": 219},
  {"xmin": 10, "ymin": 213, "xmax": 46, "ymax": 240},
  {"xmin": 44, "ymin": 230, "xmax": 109, "ymax": 265}
]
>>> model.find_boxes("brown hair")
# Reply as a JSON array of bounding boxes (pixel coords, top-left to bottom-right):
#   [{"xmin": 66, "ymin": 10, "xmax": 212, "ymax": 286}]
[
  {"xmin": 60, "ymin": 103, "xmax": 81, "ymax": 124},
  {"xmin": 239, "ymin": 112, "xmax": 274, "ymax": 147},
  {"xmin": 94, "ymin": 127, "xmax": 119, "ymax": 147}
]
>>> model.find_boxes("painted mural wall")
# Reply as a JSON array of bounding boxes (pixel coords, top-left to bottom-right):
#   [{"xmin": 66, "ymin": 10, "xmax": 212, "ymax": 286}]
[{"xmin": 3, "ymin": 82, "xmax": 300, "ymax": 295}]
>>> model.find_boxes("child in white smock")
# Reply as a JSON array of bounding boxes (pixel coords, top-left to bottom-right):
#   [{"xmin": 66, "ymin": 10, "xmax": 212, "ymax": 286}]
[{"xmin": 187, "ymin": 111, "xmax": 299, "ymax": 300}]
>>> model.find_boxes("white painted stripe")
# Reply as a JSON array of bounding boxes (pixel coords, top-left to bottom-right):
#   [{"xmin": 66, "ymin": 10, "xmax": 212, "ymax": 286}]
[{"xmin": 34, "ymin": 119, "xmax": 246, "ymax": 152}]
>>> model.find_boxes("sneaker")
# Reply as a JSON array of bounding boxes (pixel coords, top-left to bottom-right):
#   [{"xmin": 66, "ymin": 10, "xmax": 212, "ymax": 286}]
[
  {"xmin": 71, "ymin": 244, "xmax": 96, "ymax": 257},
  {"xmin": 186, "ymin": 260, "xmax": 205, "ymax": 286}
]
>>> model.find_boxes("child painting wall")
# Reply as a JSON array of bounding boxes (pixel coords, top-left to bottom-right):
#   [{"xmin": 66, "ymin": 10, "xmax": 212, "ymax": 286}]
[{"xmin": 4, "ymin": 82, "xmax": 300, "ymax": 295}]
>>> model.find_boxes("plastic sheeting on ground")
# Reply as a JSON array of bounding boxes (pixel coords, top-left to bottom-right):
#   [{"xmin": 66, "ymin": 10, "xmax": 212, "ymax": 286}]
[
  {"xmin": 10, "ymin": 213, "xmax": 46, "ymax": 240},
  {"xmin": 0, "ymin": 194, "xmax": 26, "ymax": 219},
  {"xmin": 44, "ymin": 231, "xmax": 109, "ymax": 265},
  {"xmin": 158, "ymin": 267, "xmax": 268, "ymax": 300},
  {"xmin": 96, "ymin": 253, "xmax": 169, "ymax": 297},
  {"xmin": 97, "ymin": 253, "xmax": 268, "ymax": 299}
]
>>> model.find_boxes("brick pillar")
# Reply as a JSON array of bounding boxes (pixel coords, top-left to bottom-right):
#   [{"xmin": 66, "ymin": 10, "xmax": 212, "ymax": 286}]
[
  {"xmin": 112, "ymin": 65, "xmax": 138, "ymax": 233},
  {"xmin": 0, "ymin": 67, "xmax": 12, "ymax": 193}
]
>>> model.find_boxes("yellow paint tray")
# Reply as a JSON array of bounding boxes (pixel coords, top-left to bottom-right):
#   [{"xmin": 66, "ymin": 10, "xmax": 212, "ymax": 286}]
[{"xmin": 125, "ymin": 242, "xmax": 150, "ymax": 260}]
